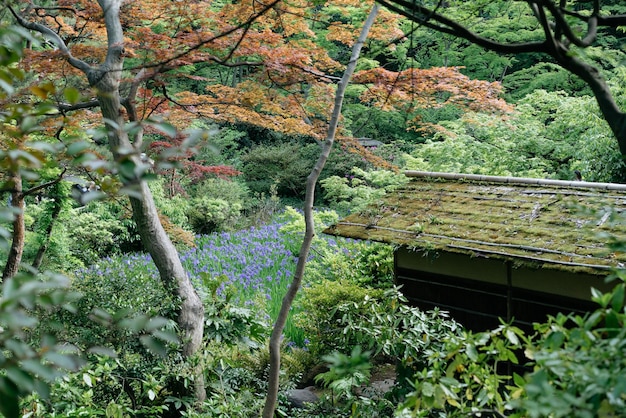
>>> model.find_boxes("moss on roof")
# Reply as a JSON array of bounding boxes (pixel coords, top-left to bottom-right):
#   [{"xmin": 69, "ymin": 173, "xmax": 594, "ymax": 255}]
[{"xmin": 324, "ymin": 171, "xmax": 626, "ymax": 274}]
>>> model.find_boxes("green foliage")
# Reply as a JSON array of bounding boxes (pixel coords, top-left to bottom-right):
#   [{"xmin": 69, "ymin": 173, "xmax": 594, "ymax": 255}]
[
  {"xmin": 294, "ymin": 279, "xmax": 385, "ymax": 357},
  {"xmin": 23, "ymin": 356, "xmax": 171, "ymax": 417},
  {"xmin": 405, "ymin": 89, "xmax": 625, "ymax": 182},
  {"xmin": 188, "ymin": 197, "xmax": 242, "ymax": 234},
  {"xmin": 187, "ymin": 177, "xmax": 250, "ymax": 231},
  {"xmin": 397, "ymin": 276, "xmax": 626, "ymax": 418},
  {"xmin": 510, "ymin": 276, "xmax": 626, "ymax": 418},
  {"xmin": 66, "ymin": 257, "xmax": 178, "ymax": 352},
  {"xmin": 65, "ymin": 211, "xmax": 127, "ymax": 267},
  {"xmin": 149, "ymin": 178, "xmax": 192, "ymax": 230},
  {"xmin": 278, "ymin": 205, "xmax": 339, "ymax": 250},
  {"xmin": 304, "ymin": 240, "xmax": 394, "ymax": 289},
  {"xmin": 240, "ymin": 141, "xmax": 375, "ymax": 200},
  {"xmin": 315, "ymin": 346, "xmax": 372, "ymax": 401},
  {"xmin": 0, "ymin": 272, "xmax": 83, "ymax": 418},
  {"xmin": 399, "ymin": 323, "xmax": 527, "ymax": 416},
  {"xmin": 321, "ymin": 168, "xmax": 408, "ymax": 214},
  {"xmin": 200, "ymin": 274, "xmax": 268, "ymax": 349},
  {"xmin": 241, "ymin": 142, "xmax": 315, "ymax": 198},
  {"xmin": 504, "ymin": 62, "xmax": 590, "ymax": 101}
]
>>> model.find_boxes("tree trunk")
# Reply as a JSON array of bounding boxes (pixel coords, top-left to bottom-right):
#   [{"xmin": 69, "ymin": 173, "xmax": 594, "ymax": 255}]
[
  {"xmin": 89, "ymin": 0, "xmax": 207, "ymax": 402},
  {"xmin": 2, "ymin": 172, "xmax": 24, "ymax": 281},
  {"xmin": 261, "ymin": 5, "xmax": 380, "ymax": 417},
  {"xmin": 32, "ymin": 196, "xmax": 62, "ymax": 270},
  {"xmin": 13, "ymin": 0, "xmax": 206, "ymax": 402}
]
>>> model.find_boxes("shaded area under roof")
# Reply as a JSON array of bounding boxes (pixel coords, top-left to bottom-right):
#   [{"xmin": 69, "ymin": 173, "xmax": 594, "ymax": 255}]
[{"xmin": 324, "ymin": 171, "xmax": 626, "ymax": 274}]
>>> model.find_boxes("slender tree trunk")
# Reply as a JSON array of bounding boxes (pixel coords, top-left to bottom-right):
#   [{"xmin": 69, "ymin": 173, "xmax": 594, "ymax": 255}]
[
  {"xmin": 2, "ymin": 172, "xmax": 24, "ymax": 281},
  {"xmin": 261, "ymin": 5, "xmax": 380, "ymax": 417},
  {"xmin": 32, "ymin": 197, "xmax": 62, "ymax": 270}
]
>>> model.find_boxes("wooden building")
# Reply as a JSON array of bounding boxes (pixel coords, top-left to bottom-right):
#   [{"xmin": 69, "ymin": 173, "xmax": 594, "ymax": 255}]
[{"xmin": 324, "ymin": 171, "xmax": 626, "ymax": 331}]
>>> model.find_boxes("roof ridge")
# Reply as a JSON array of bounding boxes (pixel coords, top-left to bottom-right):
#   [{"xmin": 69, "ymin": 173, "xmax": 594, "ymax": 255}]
[{"xmin": 404, "ymin": 171, "xmax": 626, "ymax": 191}]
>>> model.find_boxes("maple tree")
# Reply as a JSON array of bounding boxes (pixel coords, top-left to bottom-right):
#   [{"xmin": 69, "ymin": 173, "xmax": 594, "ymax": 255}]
[{"xmin": 149, "ymin": 135, "xmax": 241, "ymax": 198}]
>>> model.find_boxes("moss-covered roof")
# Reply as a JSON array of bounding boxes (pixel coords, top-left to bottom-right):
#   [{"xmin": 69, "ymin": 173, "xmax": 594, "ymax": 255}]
[{"xmin": 324, "ymin": 171, "xmax": 626, "ymax": 274}]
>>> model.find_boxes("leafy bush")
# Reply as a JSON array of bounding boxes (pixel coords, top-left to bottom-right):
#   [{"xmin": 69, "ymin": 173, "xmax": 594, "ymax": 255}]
[
  {"xmin": 241, "ymin": 142, "xmax": 315, "ymax": 197},
  {"xmin": 398, "ymin": 276, "xmax": 626, "ymax": 418},
  {"xmin": 511, "ymin": 276, "xmax": 626, "ymax": 418},
  {"xmin": 321, "ymin": 168, "xmax": 408, "ymax": 214},
  {"xmin": 200, "ymin": 274, "xmax": 268, "ymax": 348},
  {"xmin": 65, "ymin": 211, "xmax": 127, "ymax": 266},
  {"xmin": 295, "ymin": 279, "xmax": 385, "ymax": 357},
  {"xmin": 188, "ymin": 197, "xmax": 242, "ymax": 234},
  {"xmin": 0, "ymin": 272, "xmax": 84, "ymax": 418},
  {"xmin": 23, "ymin": 356, "xmax": 171, "ymax": 418}
]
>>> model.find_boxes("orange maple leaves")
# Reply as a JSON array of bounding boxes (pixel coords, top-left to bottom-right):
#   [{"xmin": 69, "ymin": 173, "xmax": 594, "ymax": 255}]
[{"xmin": 16, "ymin": 0, "xmax": 512, "ymax": 148}]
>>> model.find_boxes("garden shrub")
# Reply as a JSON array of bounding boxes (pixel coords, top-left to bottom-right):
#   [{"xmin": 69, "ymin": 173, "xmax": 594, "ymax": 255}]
[
  {"xmin": 321, "ymin": 168, "xmax": 408, "ymax": 214},
  {"xmin": 304, "ymin": 240, "xmax": 395, "ymax": 289},
  {"xmin": 398, "ymin": 276, "xmax": 626, "ymax": 418},
  {"xmin": 188, "ymin": 197, "xmax": 242, "ymax": 234},
  {"xmin": 241, "ymin": 142, "xmax": 315, "ymax": 197},
  {"xmin": 65, "ymin": 211, "xmax": 127, "ymax": 266},
  {"xmin": 295, "ymin": 279, "xmax": 385, "ymax": 357},
  {"xmin": 510, "ymin": 276, "xmax": 626, "ymax": 418}
]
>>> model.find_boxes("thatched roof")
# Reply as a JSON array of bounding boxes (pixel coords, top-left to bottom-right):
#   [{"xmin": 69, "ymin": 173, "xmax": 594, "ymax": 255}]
[{"xmin": 324, "ymin": 171, "xmax": 626, "ymax": 274}]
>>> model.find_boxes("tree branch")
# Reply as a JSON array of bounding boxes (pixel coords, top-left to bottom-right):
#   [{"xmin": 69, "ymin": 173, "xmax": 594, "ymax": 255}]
[
  {"xmin": 376, "ymin": 0, "xmax": 549, "ymax": 54},
  {"xmin": 57, "ymin": 99, "xmax": 101, "ymax": 112},
  {"xmin": 23, "ymin": 168, "xmax": 67, "ymax": 197},
  {"xmin": 8, "ymin": 5, "xmax": 92, "ymax": 74}
]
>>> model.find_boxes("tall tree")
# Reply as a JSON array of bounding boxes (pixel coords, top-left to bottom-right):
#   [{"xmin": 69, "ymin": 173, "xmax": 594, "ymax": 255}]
[
  {"xmin": 8, "ymin": 0, "xmax": 209, "ymax": 401},
  {"xmin": 262, "ymin": 3, "xmax": 380, "ymax": 417},
  {"xmin": 376, "ymin": 0, "xmax": 626, "ymax": 157}
]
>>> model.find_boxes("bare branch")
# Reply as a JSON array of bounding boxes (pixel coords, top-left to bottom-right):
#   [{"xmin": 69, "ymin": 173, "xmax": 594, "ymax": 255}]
[
  {"xmin": 376, "ymin": 0, "xmax": 549, "ymax": 54},
  {"xmin": 23, "ymin": 168, "xmax": 67, "ymax": 197},
  {"xmin": 8, "ymin": 5, "xmax": 92, "ymax": 74}
]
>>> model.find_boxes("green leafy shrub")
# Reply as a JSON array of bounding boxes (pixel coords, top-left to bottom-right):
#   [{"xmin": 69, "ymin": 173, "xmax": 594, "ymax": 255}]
[
  {"xmin": 398, "ymin": 276, "xmax": 626, "ymax": 418},
  {"xmin": 321, "ymin": 168, "xmax": 408, "ymax": 214},
  {"xmin": 0, "ymin": 272, "xmax": 84, "ymax": 418},
  {"xmin": 23, "ymin": 356, "xmax": 171, "ymax": 418},
  {"xmin": 188, "ymin": 197, "xmax": 242, "ymax": 234},
  {"xmin": 241, "ymin": 142, "xmax": 315, "ymax": 198},
  {"xmin": 200, "ymin": 274, "xmax": 268, "ymax": 349},
  {"xmin": 65, "ymin": 211, "xmax": 127, "ymax": 267},
  {"xmin": 294, "ymin": 279, "xmax": 385, "ymax": 357},
  {"xmin": 315, "ymin": 346, "xmax": 372, "ymax": 401},
  {"xmin": 510, "ymin": 276, "xmax": 626, "ymax": 418}
]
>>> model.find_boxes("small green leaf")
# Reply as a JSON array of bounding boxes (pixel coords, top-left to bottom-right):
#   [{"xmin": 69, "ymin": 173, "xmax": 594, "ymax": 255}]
[
  {"xmin": 6, "ymin": 367, "xmax": 35, "ymax": 392},
  {"xmin": 140, "ymin": 335, "xmax": 168, "ymax": 357},
  {"xmin": 610, "ymin": 283, "xmax": 625, "ymax": 312},
  {"xmin": 505, "ymin": 328, "xmax": 520, "ymax": 346},
  {"xmin": 67, "ymin": 141, "xmax": 91, "ymax": 156},
  {"xmin": 63, "ymin": 87, "xmax": 81, "ymax": 104}
]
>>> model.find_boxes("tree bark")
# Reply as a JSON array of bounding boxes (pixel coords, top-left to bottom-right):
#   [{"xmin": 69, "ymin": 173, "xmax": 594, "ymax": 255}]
[
  {"xmin": 91, "ymin": 0, "xmax": 206, "ymax": 402},
  {"xmin": 32, "ymin": 196, "xmax": 62, "ymax": 270},
  {"xmin": 12, "ymin": 0, "xmax": 206, "ymax": 402},
  {"xmin": 261, "ymin": 5, "xmax": 380, "ymax": 417},
  {"xmin": 2, "ymin": 172, "xmax": 24, "ymax": 281}
]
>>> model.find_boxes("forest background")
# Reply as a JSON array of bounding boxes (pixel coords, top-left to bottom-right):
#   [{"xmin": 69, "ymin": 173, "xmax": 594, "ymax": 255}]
[{"xmin": 1, "ymin": 0, "xmax": 626, "ymax": 417}]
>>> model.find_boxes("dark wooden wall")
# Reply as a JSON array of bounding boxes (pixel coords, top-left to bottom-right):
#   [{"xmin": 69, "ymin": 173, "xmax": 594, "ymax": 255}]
[{"xmin": 396, "ymin": 267, "xmax": 598, "ymax": 332}]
